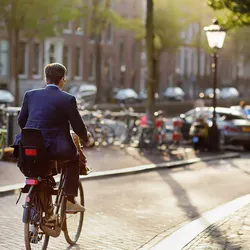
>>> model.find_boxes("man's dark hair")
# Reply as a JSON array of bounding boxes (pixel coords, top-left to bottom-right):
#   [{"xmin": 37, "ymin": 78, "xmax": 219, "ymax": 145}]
[{"xmin": 44, "ymin": 63, "xmax": 67, "ymax": 85}]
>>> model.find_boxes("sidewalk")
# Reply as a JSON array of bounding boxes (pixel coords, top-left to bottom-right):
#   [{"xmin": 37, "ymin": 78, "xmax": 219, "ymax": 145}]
[
  {"xmin": 183, "ymin": 203, "xmax": 250, "ymax": 250},
  {"xmin": 0, "ymin": 146, "xmax": 198, "ymax": 187},
  {"xmin": 0, "ymin": 145, "xmax": 240, "ymax": 193}
]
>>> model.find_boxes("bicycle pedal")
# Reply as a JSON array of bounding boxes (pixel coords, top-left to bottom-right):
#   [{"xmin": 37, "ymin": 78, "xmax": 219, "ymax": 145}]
[{"xmin": 44, "ymin": 222, "xmax": 55, "ymax": 227}]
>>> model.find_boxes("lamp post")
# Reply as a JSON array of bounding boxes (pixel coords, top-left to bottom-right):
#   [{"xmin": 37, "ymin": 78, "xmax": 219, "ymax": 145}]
[{"xmin": 204, "ymin": 19, "xmax": 226, "ymax": 151}]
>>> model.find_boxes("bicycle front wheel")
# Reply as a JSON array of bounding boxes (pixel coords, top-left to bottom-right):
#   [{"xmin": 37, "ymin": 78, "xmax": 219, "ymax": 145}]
[{"xmin": 62, "ymin": 181, "xmax": 84, "ymax": 245}]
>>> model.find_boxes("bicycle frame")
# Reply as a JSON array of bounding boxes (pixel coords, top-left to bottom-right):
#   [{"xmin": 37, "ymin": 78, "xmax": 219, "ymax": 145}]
[
  {"xmin": 23, "ymin": 170, "xmax": 67, "ymax": 238},
  {"xmin": 22, "ymin": 185, "xmax": 36, "ymax": 224}
]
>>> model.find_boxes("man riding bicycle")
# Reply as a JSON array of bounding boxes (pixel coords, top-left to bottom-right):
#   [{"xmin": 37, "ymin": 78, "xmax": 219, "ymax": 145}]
[{"xmin": 15, "ymin": 63, "xmax": 89, "ymax": 217}]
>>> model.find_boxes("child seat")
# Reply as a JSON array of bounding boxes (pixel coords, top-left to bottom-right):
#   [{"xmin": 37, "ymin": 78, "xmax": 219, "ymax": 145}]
[{"xmin": 18, "ymin": 128, "xmax": 51, "ymax": 177}]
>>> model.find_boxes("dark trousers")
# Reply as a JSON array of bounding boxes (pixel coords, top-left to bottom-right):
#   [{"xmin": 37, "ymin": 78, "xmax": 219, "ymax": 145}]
[
  {"xmin": 63, "ymin": 154, "xmax": 80, "ymax": 197},
  {"xmin": 45, "ymin": 155, "xmax": 80, "ymax": 218}
]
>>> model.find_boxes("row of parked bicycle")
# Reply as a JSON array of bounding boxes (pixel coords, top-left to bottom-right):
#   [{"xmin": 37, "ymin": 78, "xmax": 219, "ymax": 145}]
[
  {"xmin": 0, "ymin": 104, "xmax": 183, "ymax": 159},
  {"xmin": 79, "ymin": 105, "xmax": 182, "ymax": 151}
]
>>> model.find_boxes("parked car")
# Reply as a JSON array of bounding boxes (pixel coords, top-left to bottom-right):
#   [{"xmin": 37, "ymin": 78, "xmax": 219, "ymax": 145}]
[
  {"xmin": 162, "ymin": 87, "xmax": 185, "ymax": 101},
  {"xmin": 113, "ymin": 88, "xmax": 138, "ymax": 104},
  {"xmin": 68, "ymin": 84, "xmax": 97, "ymax": 107},
  {"xmin": 231, "ymin": 105, "xmax": 250, "ymax": 119},
  {"xmin": 199, "ymin": 88, "xmax": 220, "ymax": 99},
  {"xmin": 0, "ymin": 90, "xmax": 14, "ymax": 104},
  {"xmin": 220, "ymin": 87, "xmax": 239, "ymax": 99},
  {"xmin": 177, "ymin": 107, "xmax": 250, "ymax": 150}
]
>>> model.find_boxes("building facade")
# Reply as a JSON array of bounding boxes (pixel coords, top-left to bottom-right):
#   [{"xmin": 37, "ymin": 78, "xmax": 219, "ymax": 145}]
[
  {"xmin": 0, "ymin": 0, "xmax": 143, "ymax": 102},
  {"xmin": 1, "ymin": 1, "xmax": 249, "ymax": 103}
]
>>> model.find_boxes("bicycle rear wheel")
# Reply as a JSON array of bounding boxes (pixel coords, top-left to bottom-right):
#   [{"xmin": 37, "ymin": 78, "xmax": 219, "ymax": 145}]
[
  {"xmin": 61, "ymin": 181, "xmax": 84, "ymax": 245},
  {"xmin": 24, "ymin": 192, "xmax": 49, "ymax": 250}
]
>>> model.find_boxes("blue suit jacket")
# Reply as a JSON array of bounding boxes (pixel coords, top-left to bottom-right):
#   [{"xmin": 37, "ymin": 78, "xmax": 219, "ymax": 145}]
[{"xmin": 15, "ymin": 85, "xmax": 88, "ymax": 160}]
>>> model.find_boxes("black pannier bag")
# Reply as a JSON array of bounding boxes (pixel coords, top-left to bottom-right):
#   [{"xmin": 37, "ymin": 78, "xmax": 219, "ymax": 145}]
[{"xmin": 17, "ymin": 128, "xmax": 51, "ymax": 177}]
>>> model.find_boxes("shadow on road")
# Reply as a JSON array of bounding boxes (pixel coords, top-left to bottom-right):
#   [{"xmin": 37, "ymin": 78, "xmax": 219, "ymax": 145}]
[
  {"xmin": 155, "ymin": 168, "xmax": 242, "ymax": 249},
  {"xmin": 66, "ymin": 245, "xmax": 81, "ymax": 250}
]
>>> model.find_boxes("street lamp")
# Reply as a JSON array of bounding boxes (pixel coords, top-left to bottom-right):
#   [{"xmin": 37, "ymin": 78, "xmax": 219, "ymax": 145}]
[{"xmin": 204, "ymin": 19, "xmax": 226, "ymax": 151}]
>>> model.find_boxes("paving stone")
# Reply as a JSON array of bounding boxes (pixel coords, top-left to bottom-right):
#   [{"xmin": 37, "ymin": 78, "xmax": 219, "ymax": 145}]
[{"xmin": 183, "ymin": 204, "xmax": 250, "ymax": 250}]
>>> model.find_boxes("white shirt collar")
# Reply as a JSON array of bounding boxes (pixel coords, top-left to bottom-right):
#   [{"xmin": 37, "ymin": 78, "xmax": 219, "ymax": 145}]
[{"xmin": 46, "ymin": 84, "xmax": 60, "ymax": 90}]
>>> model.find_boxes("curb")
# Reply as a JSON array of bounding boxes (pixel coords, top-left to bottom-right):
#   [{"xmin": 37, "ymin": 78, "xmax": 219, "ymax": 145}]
[
  {"xmin": 151, "ymin": 194, "xmax": 250, "ymax": 250},
  {"xmin": 0, "ymin": 152, "xmax": 240, "ymax": 198}
]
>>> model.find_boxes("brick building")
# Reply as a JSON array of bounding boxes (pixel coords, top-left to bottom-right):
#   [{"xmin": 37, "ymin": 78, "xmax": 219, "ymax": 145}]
[
  {"xmin": 0, "ymin": 1, "xmax": 249, "ymax": 103},
  {"xmin": 0, "ymin": 0, "xmax": 144, "ymax": 103}
]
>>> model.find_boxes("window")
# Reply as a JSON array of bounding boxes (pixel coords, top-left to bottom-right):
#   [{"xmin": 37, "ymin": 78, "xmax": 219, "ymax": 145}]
[
  {"xmin": 49, "ymin": 44, "xmax": 55, "ymax": 63},
  {"xmin": 19, "ymin": 42, "xmax": 27, "ymax": 75},
  {"xmin": 101, "ymin": 32, "xmax": 105, "ymax": 43},
  {"xmin": 89, "ymin": 53, "xmax": 95, "ymax": 79},
  {"xmin": 90, "ymin": 32, "xmax": 95, "ymax": 42},
  {"xmin": 184, "ymin": 49, "xmax": 188, "ymax": 77},
  {"xmin": 120, "ymin": 39, "xmax": 125, "ymax": 63},
  {"xmin": 0, "ymin": 40, "xmax": 9, "ymax": 76},
  {"xmin": 32, "ymin": 43, "xmax": 41, "ymax": 76},
  {"xmin": 63, "ymin": 46, "xmax": 69, "ymax": 69},
  {"xmin": 132, "ymin": 42, "xmax": 136, "ymax": 63},
  {"xmin": 106, "ymin": 23, "xmax": 113, "ymax": 43},
  {"xmin": 108, "ymin": 61, "xmax": 112, "ymax": 82},
  {"xmin": 75, "ymin": 47, "xmax": 81, "ymax": 77},
  {"xmin": 120, "ymin": 74, "xmax": 125, "ymax": 86},
  {"xmin": 132, "ymin": 72, "xmax": 136, "ymax": 89},
  {"xmin": 63, "ymin": 22, "xmax": 72, "ymax": 34}
]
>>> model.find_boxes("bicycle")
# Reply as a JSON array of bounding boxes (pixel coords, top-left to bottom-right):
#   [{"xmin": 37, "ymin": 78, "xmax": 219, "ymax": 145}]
[
  {"xmin": 22, "ymin": 163, "xmax": 84, "ymax": 250},
  {"xmin": 86, "ymin": 111, "xmax": 116, "ymax": 146},
  {"xmin": 17, "ymin": 128, "xmax": 85, "ymax": 250},
  {"xmin": 0, "ymin": 127, "xmax": 6, "ymax": 160}
]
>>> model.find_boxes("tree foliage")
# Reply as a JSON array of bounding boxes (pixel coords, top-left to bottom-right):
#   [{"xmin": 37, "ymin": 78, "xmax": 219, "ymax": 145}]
[
  {"xmin": 208, "ymin": 0, "xmax": 250, "ymax": 27},
  {"xmin": 0, "ymin": 0, "xmax": 78, "ymax": 104},
  {"xmin": 129, "ymin": 0, "xmax": 183, "ymax": 53},
  {"xmin": 208, "ymin": 0, "xmax": 250, "ymax": 13},
  {"xmin": 82, "ymin": 0, "xmax": 131, "ymax": 103},
  {"xmin": 224, "ymin": 26, "xmax": 250, "ymax": 63},
  {"xmin": 154, "ymin": 0, "xmax": 183, "ymax": 53}
]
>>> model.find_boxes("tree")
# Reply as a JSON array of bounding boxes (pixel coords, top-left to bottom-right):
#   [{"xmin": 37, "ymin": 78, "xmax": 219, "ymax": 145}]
[
  {"xmin": 86, "ymin": 0, "xmax": 117, "ymax": 103},
  {"xmin": 208, "ymin": 0, "xmax": 250, "ymax": 26},
  {"xmin": 145, "ymin": 0, "xmax": 156, "ymax": 120},
  {"xmin": 83, "ymin": 0, "xmax": 129, "ymax": 103},
  {"xmin": 126, "ymin": 0, "xmax": 183, "ymax": 117},
  {"xmin": 180, "ymin": 0, "xmax": 214, "ymax": 97},
  {"xmin": 222, "ymin": 26, "xmax": 250, "ymax": 83},
  {"xmin": 208, "ymin": 0, "xmax": 250, "ymax": 13},
  {"xmin": 208, "ymin": 1, "xmax": 250, "ymax": 86},
  {"xmin": 0, "ymin": 0, "xmax": 78, "ymax": 105},
  {"xmin": 153, "ymin": 0, "xmax": 183, "ymax": 91}
]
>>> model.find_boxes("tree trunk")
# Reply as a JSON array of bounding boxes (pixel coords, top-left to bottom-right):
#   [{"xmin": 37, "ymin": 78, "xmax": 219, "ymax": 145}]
[
  {"xmin": 196, "ymin": 21, "xmax": 201, "ymax": 100},
  {"xmin": 155, "ymin": 49, "xmax": 160, "ymax": 93},
  {"xmin": 13, "ymin": 28, "xmax": 20, "ymax": 106},
  {"xmin": 146, "ymin": 0, "xmax": 156, "ymax": 121},
  {"xmin": 95, "ymin": 33, "xmax": 102, "ymax": 103}
]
